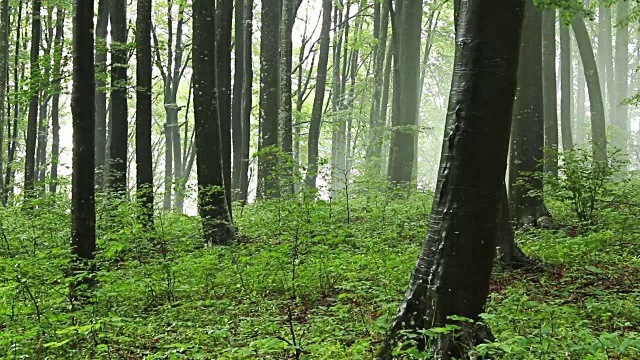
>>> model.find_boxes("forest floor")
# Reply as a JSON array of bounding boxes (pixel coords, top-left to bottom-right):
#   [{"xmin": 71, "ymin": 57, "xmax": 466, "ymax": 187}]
[{"xmin": 1, "ymin": 187, "xmax": 640, "ymax": 359}]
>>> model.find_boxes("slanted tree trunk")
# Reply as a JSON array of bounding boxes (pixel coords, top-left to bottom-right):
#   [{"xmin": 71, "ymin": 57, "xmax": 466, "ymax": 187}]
[
  {"xmin": 560, "ymin": 23, "xmax": 573, "ymax": 152},
  {"xmin": 135, "ymin": 0, "xmax": 153, "ymax": 227},
  {"xmin": 572, "ymin": 16, "xmax": 607, "ymax": 163},
  {"xmin": 108, "ymin": 0, "xmax": 128, "ymax": 195},
  {"xmin": 542, "ymin": 9, "xmax": 558, "ymax": 178},
  {"xmin": 613, "ymin": 0, "xmax": 629, "ymax": 157},
  {"xmin": 50, "ymin": 7, "xmax": 64, "ymax": 194},
  {"xmin": 0, "ymin": 0, "xmax": 8, "ymax": 197},
  {"xmin": 258, "ymin": 0, "xmax": 281, "ymax": 199},
  {"xmin": 387, "ymin": 0, "xmax": 421, "ymax": 187},
  {"xmin": 70, "ymin": 0, "xmax": 96, "ymax": 293},
  {"xmin": 24, "ymin": 0, "xmax": 42, "ymax": 198},
  {"xmin": 376, "ymin": 0, "xmax": 525, "ymax": 356},
  {"xmin": 509, "ymin": 0, "xmax": 549, "ymax": 227},
  {"xmin": 193, "ymin": 0, "xmax": 233, "ymax": 244},
  {"xmin": 305, "ymin": 0, "xmax": 331, "ymax": 191},
  {"xmin": 216, "ymin": 0, "xmax": 233, "ymax": 217},
  {"xmin": 238, "ymin": 0, "xmax": 253, "ymax": 204},
  {"xmin": 94, "ymin": 0, "xmax": 109, "ymax": 189}
]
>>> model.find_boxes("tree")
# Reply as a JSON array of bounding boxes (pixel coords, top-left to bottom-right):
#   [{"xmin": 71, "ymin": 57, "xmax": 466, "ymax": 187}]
[
  {"xmin": 50, "ymin": 8, "xmax": 65, "ymax": 194},
  {"xmin": 597, "ymin": 7, "xmax": 614, "ymax": 124},
  {"xmin": 613, "ymin": 0, "xmax": 629, "ymax": 156},
  {"xmin": 94, "ymin": 0, "xmax": 109, "ymax": 188},
  {"xmin": 305, "ymin": 0, "xmax": 331, "ymax": 190},
  {"xmin": 136, "ymin": 0, "xmax": 153, "ymax": 226},
  {"xmin": 542, "ymin": 8, "xmax": 558, "ymax": 178},
  {"xmin": 24, "ymin": 0, "xmax": 42, "ymax": 198},
  {"xmin": 232, "ymin": 0, "xmax": 245, "ymax": 201},
  {"xmin": 108, "ymin": 0, "xmax": 128, "ymax": 195},
  {"xmin": 0, "ymin": 0, "xmax": 8, "ymax": 198},
  {"xmin": 376, "ymin": 0, "xmax": 525, "ymax": 356},
  {"xmin": 193, "ymin": 0, "xmax": 233, "ymax": 244},
  {"xmin": 279, "ymin": 0, "xmax": 296, "ymax": 194},
  {"xmin": 70, "ymin": 0, "xmax": 96, "ymax": 292},
  {"xmin": 4, "ymin": 0, "xmax": 22, "ymax": 204},
  {"xmin": 238, "ymin": 0, "xmax": 253, "ymax": 203},
  {"xmin": 560, "ymin": 23, "xmax": 573, "ymax": 152},
  {"xmin": 387, "ymin": 0, "xmax": 422, "ymax": 186},
  {"xmin": 572, "ymin": 16, "xmax": 607, "ymax": 163},
  {"xmin": 509, "ymin": 0, "xmax": 549, "ymax": 227}
]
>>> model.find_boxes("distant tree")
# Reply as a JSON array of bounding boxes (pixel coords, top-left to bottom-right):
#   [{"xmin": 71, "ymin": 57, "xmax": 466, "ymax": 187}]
[
  {"xmin": 192, "ymin": 0, "xmax": 233, "ymax": 244},
  {"xmin": 0, "ymin": 0, "xmax": 8, "ymax": 197},
  {"xmin": 613, "ymin": 0, "xmax": 629, "ymax": 157},
  {"xmin": 305, "ymin": 0, "xmax": 331, "ymax": 190},
  {"xmin": 387, "ymin": 0, "xmax": 422, "ymax": 186},
  {"xmin": 376, "ymin": 0, "xmax": 525, "ymax": 356},
  {"xmin": 258, "ymin": 0, "xmax": 281, "ymax": 199},
  {"xmin": 4, "ymin": 1, "xmax": 22, "ymax": 204},
  {"xmin": 108, "ymin": 0, "xmax": 128, "ymax": 195},
  {"xmin": 542, "ymin": 8, "xmax": 558, "ymax": 178},
  {"xmin": 24, "ymin": 0, "xmax": 42, "ymax": 198},
  {"xmin": 509, "ymin": 0, "xmax": 549, "ymax": 227},
  {"xmin": 136, "ymin": 0, "xmax": 153, "ymax": 227},
  {"xmin": 50, "ymin": 8, "xmax": 65, "ymax": 194},
  {"xmin": 94, "ymin": 0, "xmax": 109, "ymax": 188},
  {"xmin": 70, "ymin": 0, "xmax": 96, "ymax": 293},
  {"xmin": 560, "ymin": 23, "xmax": 573, "ymax": 152}
]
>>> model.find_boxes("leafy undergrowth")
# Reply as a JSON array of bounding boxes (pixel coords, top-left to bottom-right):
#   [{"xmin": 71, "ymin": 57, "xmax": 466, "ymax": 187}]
[{"xmin": 1, "ymin": 186, "xmax": 640, "ymax": 359}]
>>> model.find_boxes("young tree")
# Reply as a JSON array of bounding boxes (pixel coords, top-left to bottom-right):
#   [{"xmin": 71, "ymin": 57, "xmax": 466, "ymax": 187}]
[
  {"xmin": 613, "ymin": 0, "xmax": 629, "ymax": 156},
  {"xmin": 193, "ymin": 0, "xmax": 233, "ymax": 244},
  {"xmin": 376, "ymin": 0, "xmax": 525, "ymax": 356},
  {"xmin": 509, "ymin": 0, "xmax": 549, "ymax": 227},
  {"xmin": 50, "ymin": 8, "xmax": 65, "ymax": 194},
  {"xmin": 258, "ymin": 0, "xmax": 281, "ymax": 198},
  {"xmin": 4, "ymin": 1, "xmax": 22, "ymax": 204},
  {"xmin": 387, "ymin": 0, "xmax": 422, "ymax": 186},
  {"xmin": 70, "ymin": 0, "xmax": 96, "ymax": 291},
  {"xmin": 94, "ymin": 0, "xmax": 109, "ymax": 188},
  {"xmin": 238, "ymin": 0, "xmax": 253, "ymax": 203},
  {"xmin": 305, "ymin": 0, "xmax": 331, "ymax": 190},
  {"xmin": 0, "ymin": 0, "xmax": 8, "ymax": 196},
  {"xmin": 136, "ymin": 0, "xmax": 153, "ymax": 226},
  {"xmin": 24, "ymin": 0, "xmax": 42, "ymax": 198},
  {"xmin": 108, "ymin": 0, "xmax": 128, "ymax": 195}
]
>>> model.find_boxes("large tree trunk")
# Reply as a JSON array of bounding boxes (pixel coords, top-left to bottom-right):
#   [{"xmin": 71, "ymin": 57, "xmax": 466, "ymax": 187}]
[
  {"xmin": 49, "ymin": 7, "xmax": 64, "ymax": 194},
  {"xmin": 572, "ymin": 16, "xmax": 607, "ymax": 163},
  {"xmin": 238, "ymin": 0, "xmax": 253, "ymax": 204},
  {"xmin": 542, "ymin": 9, "xmax": 558, "ymax": 178},
  {"xmin": 0, "ymin": 0, "xmax": 8, "ymax": 197},
  {"xmin": 108, "ymin": 0, "xmax": 128, "ymax": 195},
  {"xmin": 257, "ymin": 0, "xmax": 281, "ymax": 199},
  {"xmin": 94, "ymin": 0, "xmax": 109, "ymax": 189},
  {"xmin": 509, "ymin": 0, "xmax": 549, "ymax": 227},
  {"xmin": 193, "ymin": 0, "xmax": 233, "ymax": 244},
  {"xmin": 135, "ymin": 0, "xmax": 153, "ymax": 227},
  {"xmin": 216, "ymin": 0, "xmax": 234, "ymax": 217},
  {"xmin": 70, "ymin": 0, "xmax": 96, "ymax": 293},
  {"xmin": 305, "ymin": 0, "xmax": 331, "ymax": 191},
  {"xmin": 560, "ymin": 23, "xmax": 573, "ymax": 152},
  {"xmin": 280, "ymin": 0, "xmax": 295, "ymax": 194},
  {"xmin": 387, "ymin": 0, "xmax": 421, "ymax": 186},
  {"xmin": 613, "ymin": 0, "xmax": 629, "ymax": 157},
  {"xmin": 376, "ymin": 0, "xmax": 525, "ymax": 356},
  {"xmin": 24, "ymin": 0, "xmax": 42, "ymax": 198}
]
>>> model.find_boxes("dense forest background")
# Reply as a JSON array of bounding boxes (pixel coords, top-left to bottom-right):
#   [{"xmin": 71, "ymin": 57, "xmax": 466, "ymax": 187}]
[{"xmin": 1, "ymin": 0, "xmax": 640, "ymax": 358}]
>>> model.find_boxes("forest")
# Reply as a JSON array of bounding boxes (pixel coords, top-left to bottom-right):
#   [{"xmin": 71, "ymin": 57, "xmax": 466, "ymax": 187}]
[{"xmin": 1, "ymin": 0, "xmax": 640, "ymax": 358}]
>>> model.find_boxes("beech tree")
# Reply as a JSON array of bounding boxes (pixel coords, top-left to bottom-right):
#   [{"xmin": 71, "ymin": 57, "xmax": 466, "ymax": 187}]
[
  {"xmin": 95, "ymin": 0, "xmax": 109, "ymax": 188},
  {"xmin": 24, "ymin": 0, "xmax": 42, "ymax": 198},
  {"xmin": 376, "ymin": 0, "xmax": 525, "ymax": 357}
]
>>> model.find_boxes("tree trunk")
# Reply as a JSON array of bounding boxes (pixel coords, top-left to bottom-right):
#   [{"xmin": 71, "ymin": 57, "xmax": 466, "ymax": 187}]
[
  {"xmin": 0, "ymin": 0, "xmax": 8, "ymax": 197},
  {"xmin": 216, "ymin": 0, "xmax": 233, "ymax": 217},
  {"xmin": 258, "ymin": 0, "xmax": 281, "ymax": 199},
  {"xmin": 305, "ymin": 0, "xmax": 331, "ymax": 191},
  {"xmin": 280, "ymin": 0, "xmax": 295, "ymax": 195},
  {"xmin": 376, "ymin": 0, "xmax": 525, "ymax": 356},
  {"xmin": 108, "ymin": 0, "xmax": 128, "ymax": 195},
  {"xmin": 94, "ymin": 0, "xmax": 109, "ymax": 189},
  {"xmin": 613, "ymin": 0, "xmax": 628, "ymax": 156},
  {"xmin": 330, "ymin": 5, "xmax": 346, "ymax": 196},
  {"xmin": 572, "ymin": 16, "xmax": 607, "ymax": 163},
  {"xmin": 193, "ymin": 0, "xmax": 233, "ymax": 244},
  {"xmin": 4, "ymin": 1, "xmax": 22, "ymax": 205},
  {"xmin": 136, "ymin": 0, "xmax": 153, "ymax": 227},
  {"xmin": 238, "ymin": 0, "xmax": 253, "ymax": 204},
  {"xmin": 232, "ymin": 0, "xmax": 245, "ymax": 201},
  {"xmin": 598, "ymin": 7, "xmax": 615, "ymax": 124},
  {"xmin": 24, "ymin": 0, "xmax": 42, "ymax": 198},
  {"xmin": 50, "ymin": 7, "xmax": 64, "ymax": 194},
  {"xmin": 387, "ymin": 0, "xmax": 421, "ymax": 186},
  {"xmin": 560, "ymin": 23, "xmax": 573, "ymax": 152},
  {"xmin": 497, "ymin": 185, "xmax": 532, "ymax": 267},
  {"xmin": 70, "ymin": 0, "xmax": 96, "ymax": 292},
  {"xmin": 542, "ymin": 9, "xmax": 558, "ymax": 178},
  {"xmin": 509, "ymin": 0, "xmax": 549, "ymax": 227}
]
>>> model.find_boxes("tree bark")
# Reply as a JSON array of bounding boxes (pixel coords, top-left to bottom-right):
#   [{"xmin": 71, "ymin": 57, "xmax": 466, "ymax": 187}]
[
  {"xmin": 572, "ymin": 16, "xmax": 607, "ymax": 163},
  {"xmin": 613, "ymin": 0, "xmax": 628, "ymax": 156},
  {"xmin": 136, "ymin": 0, "xmax": 153, "ymax": 227},
  {"xmin": 598, "ymin": 7, "xmax": 615, "ymax": 124},
  {"xmin": 193, "ymin": 0, "xmax": 233, "ymax": 244},
  {"xmin": 305, "ymin": 0, "xmax": 331, "ymax": 191},
  {"xmin": 238, "ymin": 0, "xmax": 253, "ymax": 204},
  {"xmin": 508, "ymin": 0, "xmax": 549, "ymax": 227},
  {"xmin": 0, "ymin": 0, "xmax": 8, "ymax": 197},
  {"xmin": 108, "ymin": 0, "xmax": 128, "ymax": 195},
  {"xmin": 94, "ymin": 0, "xmax": 109, "ymax": 189},
  {"xmin": 232, "ymin": 0, "xmax": 245, "ymax": 200},
  {"xmin": 560, "ymin": 23, "xmax": 573, "ymax": 152},
  {"xmin": 24, "ymin": 0, "xmax": 42, "ymax": 198},
  {"xmin": 4, "ymin": 1, "xmax": 22, "ymax": 204},
  {"xmin": 280, "ymin": 0, "xmax": 295, "ymax": 195},
  {"xmin": 542, "ymin": 9, "xmax": 558, "ymax": 178},
  {"xmin": 50, "ymin": 7, "xmax": 64, "ymax": 194},
  {"xmin": 376, "ymin": 0, "xmax": 525, "ymax": 356}
]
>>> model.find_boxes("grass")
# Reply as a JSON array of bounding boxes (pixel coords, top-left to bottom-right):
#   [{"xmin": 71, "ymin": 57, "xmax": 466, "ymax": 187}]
[{"xmin": 1, "ymin": 183, "xmax": 640, "ymax": 359}]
